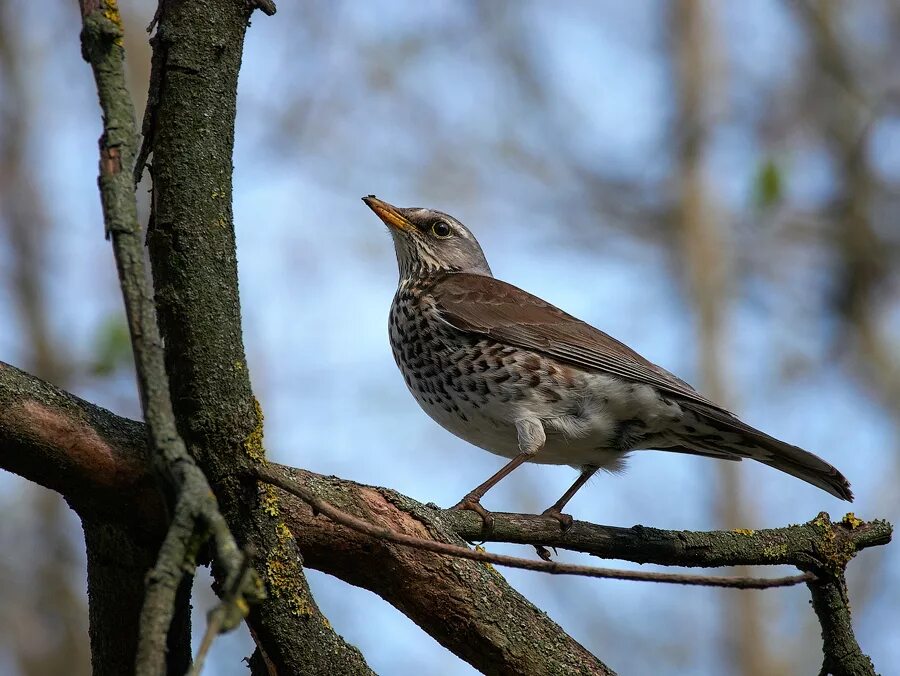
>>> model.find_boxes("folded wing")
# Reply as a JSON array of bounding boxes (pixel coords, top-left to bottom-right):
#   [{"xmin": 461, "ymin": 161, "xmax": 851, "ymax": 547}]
[{"xmin": 428, "ymin": 273, "xmax": 852, "ymax": 501}]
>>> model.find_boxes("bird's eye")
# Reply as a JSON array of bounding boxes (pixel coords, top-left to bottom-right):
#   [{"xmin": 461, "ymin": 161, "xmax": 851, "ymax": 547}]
[{"xmin": 431, "ymin": 221, "xmax": 452, "ymax": 238}]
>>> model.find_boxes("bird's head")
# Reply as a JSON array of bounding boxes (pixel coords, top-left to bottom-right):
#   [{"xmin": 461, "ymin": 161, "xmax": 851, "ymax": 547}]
[{"xmin": 363, "ymin": 195, "xmax": 492, "ymax": 281}]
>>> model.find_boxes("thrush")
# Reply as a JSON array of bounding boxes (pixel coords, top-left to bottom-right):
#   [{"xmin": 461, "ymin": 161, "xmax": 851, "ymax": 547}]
[{"xmin": 363, "ymin": 195, "xmax": 853, "ymax": 529}]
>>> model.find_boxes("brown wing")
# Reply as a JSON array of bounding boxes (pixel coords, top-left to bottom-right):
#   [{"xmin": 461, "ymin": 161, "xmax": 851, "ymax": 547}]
[
  {"xmin": 428, "ymin": 273, "xmax": 727, "ymax": 412},
  {"xmin": 428, "ymin": 273, "xmax": 854, "ymax": 501}
]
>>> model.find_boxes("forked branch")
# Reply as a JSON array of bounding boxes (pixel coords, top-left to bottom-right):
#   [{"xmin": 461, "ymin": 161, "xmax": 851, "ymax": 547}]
[
  {"xmin": 256, "ymin": 465, "xmax": 817, "ymax": 590},
  {"xmin": 76, "ymin": 3, "xmax": 262, "ymax": 674},
  {"xmin": 0, "ymin": 362, "xmax": 890, "ymax": 676}
]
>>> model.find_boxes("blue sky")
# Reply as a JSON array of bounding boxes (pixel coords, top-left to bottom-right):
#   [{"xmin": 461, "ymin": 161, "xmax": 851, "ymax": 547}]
[{"xmin": 0, "ymin": 2, "xmax": 897, "ymax": 674}]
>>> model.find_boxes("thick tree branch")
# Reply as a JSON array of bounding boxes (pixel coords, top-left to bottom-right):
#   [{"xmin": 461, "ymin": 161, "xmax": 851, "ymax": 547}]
[
  {"xmin": 257, "ymin": 465, "xmax": 816, "ymax": 590},
  {"xmin": 137, "ymin": 1, "xmax": 371, "ymax": 672},
  {"xmin": 0, "ymin": 362, "xmax": 890, "ymax": 675},
  {"xmin": 0, "ymin": 362, "xmax": 155, "ymax": 521},
  {"xmin": 271, "ymin": 467, "xmax": 613, "ymax": 675},
  {"xmin": 82, "ymin": 520, "xmax": 174, "ymax": 676},
  {"xmin": 76, "ymin": 2, "xmax": 262, "ymax": 674}
]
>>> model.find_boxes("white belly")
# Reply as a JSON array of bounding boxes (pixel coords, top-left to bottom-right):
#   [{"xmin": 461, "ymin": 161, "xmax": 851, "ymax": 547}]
[{"xmin": 408, "ymin": 369, "xmax": 682, "ymax": 471}]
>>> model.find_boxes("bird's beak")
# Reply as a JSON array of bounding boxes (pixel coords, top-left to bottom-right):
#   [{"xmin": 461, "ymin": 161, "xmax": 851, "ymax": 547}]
[{"xmin": 362, "ymin": 195, "xmax": 415, "ymax": 233}]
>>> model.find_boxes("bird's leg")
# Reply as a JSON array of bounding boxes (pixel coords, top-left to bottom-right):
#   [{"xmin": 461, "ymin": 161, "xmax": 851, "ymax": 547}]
[
  {"xmin": 541, "ymin": 465, "xmax": 598, "ymax": 531},
  {"xmin": 452, "ymin": 419, "xmax": 545, "ymax": 533},
  {"xmin": 452, "ymin": 452, "xmax": 532, "ymax": 531}
]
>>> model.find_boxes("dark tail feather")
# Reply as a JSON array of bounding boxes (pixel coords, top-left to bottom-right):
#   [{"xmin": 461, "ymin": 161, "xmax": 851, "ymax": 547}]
[
  {"xmin": 680, "ymin": 406, "xmax": 854, "ymax": 501},
  {"xmin": 747, "ymin": 433, "xmax": 853, "ymax": 501}
]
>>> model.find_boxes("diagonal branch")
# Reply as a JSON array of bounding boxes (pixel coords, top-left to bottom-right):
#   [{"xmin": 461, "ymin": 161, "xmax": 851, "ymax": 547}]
[
  {"xmin": 256, "ymin": 464, "xmax": 815, "ymax": 590},
  {"xmin": 0, "ymin": 362, "xmax": 890, "ymax": 675}
]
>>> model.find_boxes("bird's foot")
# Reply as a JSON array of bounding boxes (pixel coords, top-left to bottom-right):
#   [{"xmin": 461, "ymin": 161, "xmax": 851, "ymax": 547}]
[
  {"xmin": 541, "ymin": 507, "xmax": 574, "ymax": 531},
  {"xmin": 451, "ymin": 494, "xmax": 495, "ymax": 534},
  {"xmin": 534, "ymin": 544, "xmax": 557, "ymax": 561}
]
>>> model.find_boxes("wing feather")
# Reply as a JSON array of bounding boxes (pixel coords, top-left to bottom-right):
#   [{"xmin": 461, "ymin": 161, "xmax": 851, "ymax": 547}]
[
  {"xmin": 428, "ymin": 273, "xmax": 853, "ymax": 501},
  {"xmin": 429, "ymin": 273, "xmax": 726, "ymax": 412}
]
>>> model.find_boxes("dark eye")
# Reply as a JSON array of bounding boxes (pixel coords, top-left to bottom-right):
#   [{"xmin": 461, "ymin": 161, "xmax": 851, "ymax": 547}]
[{"xmin": 431, "ymin": 221, "xmax": 452, "ymax": 238}]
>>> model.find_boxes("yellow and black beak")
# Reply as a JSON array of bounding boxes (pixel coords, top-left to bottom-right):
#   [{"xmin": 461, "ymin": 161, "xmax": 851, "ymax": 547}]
[{"xmin": 363, "ymin": 195, "xmax": 416, "ymax": 233}]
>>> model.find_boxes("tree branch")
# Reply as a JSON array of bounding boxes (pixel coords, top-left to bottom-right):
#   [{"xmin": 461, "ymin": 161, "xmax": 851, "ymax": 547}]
[
  {"xmin": 256, "ymin": 465, "xmax": 816, "ymax": 590},
  {"xmin": 441, "ymin": 509, "xmax": 891, "ymax": 570},
  {"xmin": 2, "ymin": 363, "xmax": 889, "ymax": 674},
  {"xmin": 275, "ymin": 466, "xmax": 614, "ymax": 675},
  {"xmin": 808, "ymin": 571, "xmax": 876, "ymax": 676},
  {"xmin": 76, "ymin": 2, "xmax": 262, "ymax": 673},
  {"xmin": 137, "ymin": 1, "xmax": 371, "ymax": 672}
]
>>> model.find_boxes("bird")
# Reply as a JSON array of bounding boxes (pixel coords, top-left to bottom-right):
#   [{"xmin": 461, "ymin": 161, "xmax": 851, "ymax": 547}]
[{"xmin": 363, "ymin": 195, "xmax": 853, "ymax": 530}]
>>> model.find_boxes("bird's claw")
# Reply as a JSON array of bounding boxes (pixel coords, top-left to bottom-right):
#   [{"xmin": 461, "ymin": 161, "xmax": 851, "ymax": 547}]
[
  {"xmin": 534, "ymin": 545, "xmax": 557, "ymax": 561},
  {"xmin": 541, "ymin": 507, "xmax": 574, "ymax": 531},
  {"xmin": 451, "ymin": 494, "xmax": 495, "ymax": 534}
]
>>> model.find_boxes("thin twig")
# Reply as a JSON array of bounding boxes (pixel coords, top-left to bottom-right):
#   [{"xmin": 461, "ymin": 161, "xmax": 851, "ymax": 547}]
[
  {"xmin": 188, "ymin": 612, "xmax": 222, "ymax": 676},
  {"xmin": 135, "ymin": 501, "xmax": 200, "ymax": 672},
  {"xmin": 188, "ymin": 548, "xmax": 256, "ymax": 676},
  {"xmin": 256, "ymin": 466, "xmax": 814, "ymax": 590},
  {"xmin": 251, "ymin": 0, "xmax": 277, "ymax": 16}
]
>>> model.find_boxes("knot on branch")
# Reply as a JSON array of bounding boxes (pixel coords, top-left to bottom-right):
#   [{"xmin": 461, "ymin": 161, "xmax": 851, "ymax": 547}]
[{"xmin": 804, "ymin": 511, "xmax": 890, "ymax": 578}]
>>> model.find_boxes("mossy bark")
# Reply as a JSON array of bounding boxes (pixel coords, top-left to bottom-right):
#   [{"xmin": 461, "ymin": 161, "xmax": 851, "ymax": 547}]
[{"xmin": 141, "ymin": 1, "xmax": 371, "ymax": 672}]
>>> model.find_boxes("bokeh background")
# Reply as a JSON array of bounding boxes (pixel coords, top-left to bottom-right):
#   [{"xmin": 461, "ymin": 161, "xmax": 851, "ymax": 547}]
[{"xmin": 1, "ymin": 1, "xmax": 899, "ymax": 674}]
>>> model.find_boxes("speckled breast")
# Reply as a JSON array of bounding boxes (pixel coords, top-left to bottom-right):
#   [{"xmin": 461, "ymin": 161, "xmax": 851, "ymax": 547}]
[{"xmin": 386, "ymin": 280, "xmax": 690, "ymax": 471}]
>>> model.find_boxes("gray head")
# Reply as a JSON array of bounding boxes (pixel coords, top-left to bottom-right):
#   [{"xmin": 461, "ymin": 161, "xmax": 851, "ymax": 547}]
[{"xmin": 363, "ymin": 195, "xmax": 492, "ymax": 280}]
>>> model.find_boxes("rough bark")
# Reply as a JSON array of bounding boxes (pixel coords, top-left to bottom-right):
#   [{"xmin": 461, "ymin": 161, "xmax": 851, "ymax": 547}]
[
  {"xmin": 0, "ymin": 361, "xmax": 889, "ymax": 675},
  {"xmin": 136, "ymin": 1, "xmax": 370, "ymax": 672},
  {"xmin": 82, "ymin": 521, "xmax": 184, "ymax": 676},
  {"xmin": 78, "ymin": 1, "xmax": 257, "ymax": 672},
  {"xmin": 807, "ymin": 573, "xmax": 876, "ymax": 676}
]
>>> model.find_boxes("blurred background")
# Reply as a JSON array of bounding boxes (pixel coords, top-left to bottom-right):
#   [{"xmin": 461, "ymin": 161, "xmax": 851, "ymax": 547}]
[{"xmin": 1, "ymin": 1, "xmax": 899, "ymax": 674}]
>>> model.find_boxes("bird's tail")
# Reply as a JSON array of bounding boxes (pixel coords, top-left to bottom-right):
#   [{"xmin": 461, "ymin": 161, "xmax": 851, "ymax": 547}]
[
  {"xmin": 675, "ymin": 405, "xmax": 853, "ymax": 501},
  {"xmin": 744, "ymin": 432, "xmax": 853, "ymax": 501}
]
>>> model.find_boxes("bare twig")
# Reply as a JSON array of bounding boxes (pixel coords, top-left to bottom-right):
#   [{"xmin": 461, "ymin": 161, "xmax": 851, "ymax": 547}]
[
  {"xmin": 256, "ymin": 465, "xmax": 815, "ymax": 590},
  {"xmin": 135, "ymin": 502, "xmax": 200, "ymax": 672},
  {"xmin": 188, "ymin": 548, "xmax": 256, "ymax": 676},
  {"xmin": 442, "ymin": 508, "xmax": 891, "ymax": 568}
]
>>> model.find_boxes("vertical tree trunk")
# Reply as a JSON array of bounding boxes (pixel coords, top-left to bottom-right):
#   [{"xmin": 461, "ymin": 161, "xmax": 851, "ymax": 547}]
[
  {"xmin": 139, "ymin": 1, "xmax": 373, "ymax": 671},
  {"xmin": 671, "ymin": 2, "xmax": 772, "ymax": 674}
]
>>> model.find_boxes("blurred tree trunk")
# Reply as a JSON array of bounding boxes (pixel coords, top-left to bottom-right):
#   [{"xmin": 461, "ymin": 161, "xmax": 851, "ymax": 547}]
[
  {"xmin": 671, "ymin": 2, "xmax": 774, "ymax": 674},
  {"xmin": 0, "ymin": 7, "xmax": 91, "ymax": 675},
  {"xmin": 792, "ymin": 0, "xmax": 899, "ymax": 642}
]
